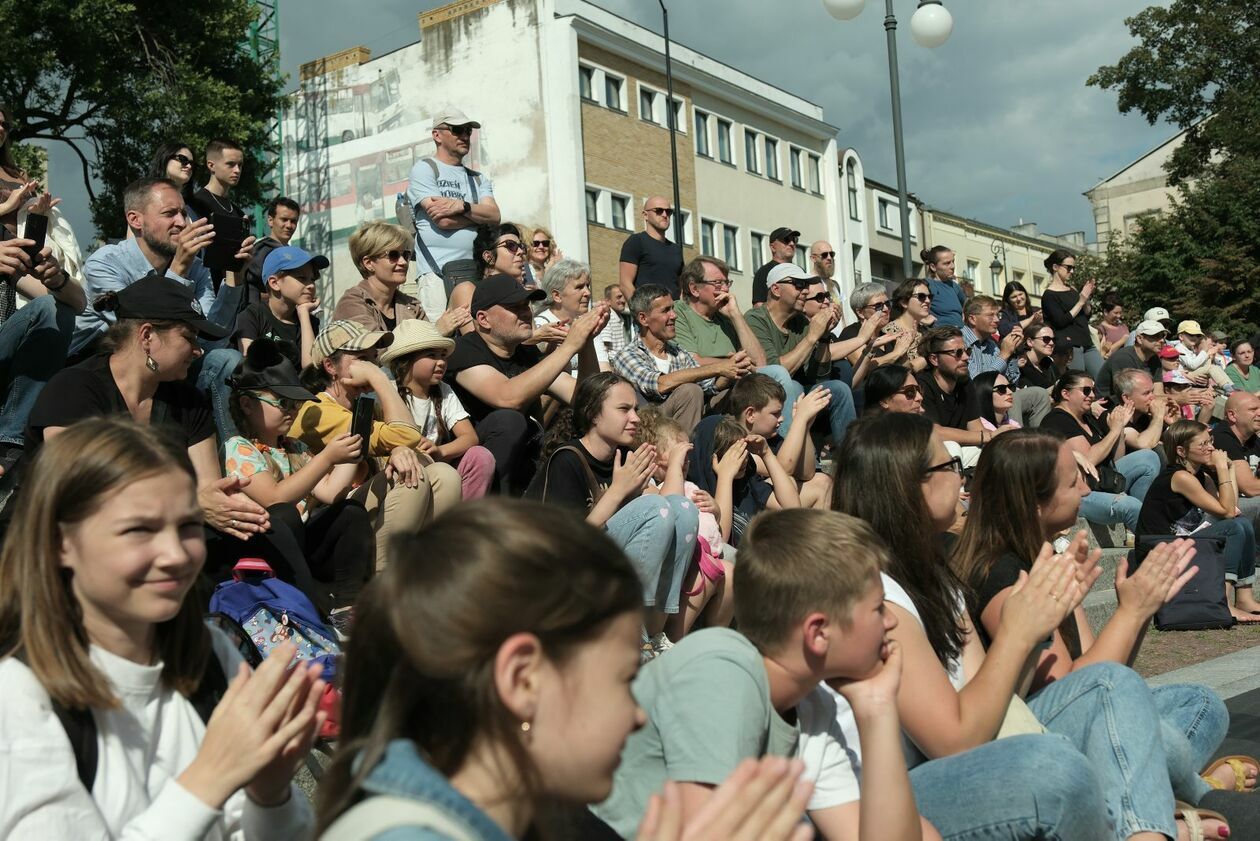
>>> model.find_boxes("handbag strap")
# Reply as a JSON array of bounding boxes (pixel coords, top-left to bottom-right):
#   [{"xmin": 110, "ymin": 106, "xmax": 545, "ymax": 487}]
[
  {"xmin": 540, "ymin": 445, "xmax": 605, "ymax": 509},
  {"xmin": 321, "ymin": 795, "xmax": 479, "ymax": 841}
]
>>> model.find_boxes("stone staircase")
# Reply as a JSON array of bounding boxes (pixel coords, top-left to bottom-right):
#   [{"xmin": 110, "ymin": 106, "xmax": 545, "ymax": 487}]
[{"xmin": 1069, "ymin": 517, "xmax": 1133, "ymax": 635}]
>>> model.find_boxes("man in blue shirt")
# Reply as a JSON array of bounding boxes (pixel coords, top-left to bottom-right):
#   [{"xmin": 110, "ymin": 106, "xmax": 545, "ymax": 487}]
[
  {"xmin": 962, "ymin": 295, "xmax": 1050, "ymax": 426},
  {"xmin": 922, "ymin": 246, "xmax": 966, "ymax": 328},
  {"xmin": 406, "ymin": 109, "xmax": 500, "ymax": 298}
]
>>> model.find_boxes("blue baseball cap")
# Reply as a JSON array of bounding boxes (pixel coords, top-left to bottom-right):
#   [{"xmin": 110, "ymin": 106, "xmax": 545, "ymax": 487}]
[{"xmin": 262, "ymin": 245, "xmax": 329, "ymax": 281}]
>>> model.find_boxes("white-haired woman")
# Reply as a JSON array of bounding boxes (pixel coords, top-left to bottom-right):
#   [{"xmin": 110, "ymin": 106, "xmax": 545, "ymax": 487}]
[{"xmin": 534, "ymin": 258, "xmax": 602, "ymax": 372}]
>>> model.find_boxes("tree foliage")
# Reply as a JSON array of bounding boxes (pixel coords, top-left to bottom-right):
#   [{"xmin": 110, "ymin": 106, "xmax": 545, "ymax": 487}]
[
  {"xmin": 1087, "ymin": 0, "xmax": 1260, "ymax": 338},
  {"xmin": 0, "ymin": 0, "xmax": 284, "ymax": 239}
]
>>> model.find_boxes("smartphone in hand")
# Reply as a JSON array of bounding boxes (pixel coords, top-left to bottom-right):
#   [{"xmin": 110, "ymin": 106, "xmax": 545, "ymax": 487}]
[
  {"xmin": 351, "ymin": 395, "xmax": 376, "ymax": 444},
  {"xmin": 22, "ymin": 213, "xmax": 48, "ymax": 266}
]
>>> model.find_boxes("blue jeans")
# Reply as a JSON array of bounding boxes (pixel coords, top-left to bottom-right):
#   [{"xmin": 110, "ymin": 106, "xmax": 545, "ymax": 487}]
[
  {"xmin": 757, "ymin": 365, "xmax": 803, "ymax": 438},
  {"xmin": 1078, "ymin": 448, "xmax": 1162, "ymax": 532},
  {"xmin": 0, "ymin": 296, "xmax": 75, "ymax": 445},
  {"xmin": 196, "ymin": 347, "xmax": 242, "ymax": 442},
  {"xmin": 1071, "ymin": 345, "xmax": 1105, "ymax": 380},
  {"xmin": 604, "ymin": 494, "xmax": 699, "ymax": 614},
  {"xmin": 772, "ymin": 374, "xmax": 857, "ymax": 445},
  {"xmin": 1027, "ymin": 662, "xmax": 1176, "ymax": 839},
  {"xmin": 1198, "ymin": 517, "xmax": 1257, "ymax": 585},
  {"xmin": 1152, "ymin": 683, "xmax": 1229, "ymax": 803},
  {"xmin": 909, "ymin": 733, "xmax": 1109, "ymax": 840}
]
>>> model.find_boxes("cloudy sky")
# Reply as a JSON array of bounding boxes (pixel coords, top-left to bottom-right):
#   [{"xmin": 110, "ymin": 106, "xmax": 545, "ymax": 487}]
[{"xmin": 45, "ymin": 0, "xmax": 1174, "ymax": 245}]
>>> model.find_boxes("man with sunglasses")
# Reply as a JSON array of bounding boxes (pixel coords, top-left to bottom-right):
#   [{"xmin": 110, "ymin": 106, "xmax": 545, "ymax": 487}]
[
  {"xmin": 1095, "ymin": 319, "xmax": 1166, "ymax": 403},
  {"xmin": 961, "ymin": 295, "xmax": 1050, "ymax": 426},
  {"xmin": 743, "ymin": 264, "xmax": 860, "ymax": 445},
  {"xmin": 808, "ymin": 240, "xmax": 846, "ymax": 331},
  {"xmin": 618, "ymin": 196, "xmax": 684, "ymax": 301},
  {"xmin": 407, "ymin": 110, "xmax": 500, "ymax": 295},
  {"xmin": 750, "ymin": 227, "xmax": 800, "ymax": 306},
  {"xmin": 916, "ymin": 326, "xmax": 993, "ymax": 462}
]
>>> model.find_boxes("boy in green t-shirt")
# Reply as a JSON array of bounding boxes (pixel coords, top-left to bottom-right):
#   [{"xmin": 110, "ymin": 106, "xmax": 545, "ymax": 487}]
[{"xmin": 591, "ymin": 508, "xmax": 925, "ymax": 840}]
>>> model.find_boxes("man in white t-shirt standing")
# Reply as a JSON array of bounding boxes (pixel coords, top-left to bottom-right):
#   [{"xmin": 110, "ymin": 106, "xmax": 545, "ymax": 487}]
[{"xmin": 406, "ymin": 109, "xmax": 501, "ymax": 306}]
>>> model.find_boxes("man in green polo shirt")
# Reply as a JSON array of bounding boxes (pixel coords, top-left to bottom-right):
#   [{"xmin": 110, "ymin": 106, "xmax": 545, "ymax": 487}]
[{"xmin": 673, "ymin": 256, "xmax": 802, "ymax": 436}]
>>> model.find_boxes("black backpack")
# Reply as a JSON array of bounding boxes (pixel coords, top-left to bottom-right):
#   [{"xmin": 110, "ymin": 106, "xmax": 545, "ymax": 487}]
[
  {"xmin": 1134, "ymin": 535, "xmax": 1236, "ymax": 631},
  {"xmin": 19, "ymin": 649, "xmax": 228, "ymax": 792}
]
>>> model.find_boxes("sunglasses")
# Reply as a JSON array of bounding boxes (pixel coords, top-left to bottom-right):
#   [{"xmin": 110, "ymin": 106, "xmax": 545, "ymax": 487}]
[
  {"xmin": 498, "ymin": 240, "xmax": 526, "ymax": 255},
  {"xmin": 377, "ymin": 249, "xmax": 415, "ymax": 263},
  {"xmin": 805, "ymin": 292, "xmax": 832, "ymax": 303},
  {"xmin": 532, "ymin": 239, "xmax": 551, "ymax": 248},
  {"xmin": 1062, "ymin": 264, "xmax": 1077, "ymax": 273},
  {"xmin": 170, "ymin": 153, "xmax": 194, "ymax": 167},
  {"xmin": 895, "ymin": 384, "xmax": 922, "ymax": 400},
  {"xmin": 934, "ymin": 347, "xmax": 969, "ymax": 359},
  {"xmin": 1033, "ymin": 335, "xmax": 1056, "ymax": 344},
  {"xmin": 784, "ymin": 279, "xmax": 813, "ymax": 290},
  {"xmin": 646, "ymin": 207, "xmax": 674, "ymax": 217},
  {"xmin": 1071, "ymin": 385, "xmax": 1095, "ymax": 397},
  {"xmin": 815, "ymin": 251, "xmax": 836, "ymax": 260},
  {"xmin": 924, "ymin": 455, "xmax": 963, "ymax": 477},
  {"xmin": 992, "ymin": 384, "xmax": 1013, "ymax": 395},
  {"xmin": 439, "ymin": 124, "xmax": 474, "ymax": 136},
  {"xmin": 865, "ymin": 301, "xmax": 891, "ymax": 311},
  {"xmin": 251, "ymin": 392, "xmax": 303, "ymax": 412},
  {"xmin": 909, "ymin": 292, "xmax": 932, "ymax": 303}
]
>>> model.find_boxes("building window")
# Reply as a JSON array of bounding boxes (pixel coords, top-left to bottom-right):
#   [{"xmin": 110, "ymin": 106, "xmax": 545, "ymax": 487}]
[
  {"xmin": 764, "ymin": 137, "xmax": 779, "ymax": 181},
  {"xmin": 722, "ymin": 224, "xmax": 740, "ymax": 271},
  {"xmin": 604, "ymin": 74, "xmax": 624, "ymax": 111},
  {"xmin": 1032, "ymin": 273, "xmax": 1045, "ymax": 294},
  {"xmin": 669, "ymin": 98, "xmax": 685, "ymax": 132},
  {"xmin": 964, "ymin": 260, "xmax": 979, "ymax": 282},
  {"xmin": 639, "ymin": 88, "xmax": 657, "ymax": 123},
  {"xmin": 793, "ymin": 248, "xmax": 808, "ymax": 270},
  {"xmin": 751, "ymin": 232, "xmax": 767, "ymax": 266},
  {"xmin": 744, "ymin": 129, "xmax": 760, "ymax": 174},
  {"xmin": 717, "ymin": 119, "xmax": 733, "ymax": 164},
  {"xmin": 578, "ymin": 66, "xmax": 595, "ymax": 102},
  {"xmin": 807, "ymin": 153, "xmax": 822, "ymax": 193},
  {"xmin": 846, "ymin": 161, "xmax": 859, "ymax": 220},
  {"xmin": 695, "ymin": 111, "xmax": 711, "ymax": 157},
  {"xmin": 611, "ymin": 194, "xmax": 629, "ymax": 231},
  {"xmin": 701, "ymin": 219, "xmax": 716, "ymax": 256},
  {"xmin": 877, "ymin": 198, "xmax": 891, "ymax": 230},
  {"xmin": 665, "ymin": 209, "xmax": 695, "ymax": 246},
  {"xmin": 585, "ymin": 188, "xmax": 601, "ymax": 224},
  {"xmin": 790, "ymin": 148, "xmax": 803, "ymax": 189},
  {"xmin": 1013, "ymin": 270, "xmax": 1026, "ymax": 286}
]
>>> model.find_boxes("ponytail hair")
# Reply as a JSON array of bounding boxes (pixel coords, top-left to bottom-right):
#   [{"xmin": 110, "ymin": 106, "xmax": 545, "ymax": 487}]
[
  {"xmin": 1043, "ymin": 249, "xmax": 1074, "ymax": 273},
  {"xmin": 920, "ymin": 245, "xmax": 952, "ymax": 266}
]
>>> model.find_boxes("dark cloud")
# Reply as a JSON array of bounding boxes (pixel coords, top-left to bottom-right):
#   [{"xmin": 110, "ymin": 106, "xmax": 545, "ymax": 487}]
[{"xmin": 46, "ymin": 0, "xmax": 1172, "ymax": 246}]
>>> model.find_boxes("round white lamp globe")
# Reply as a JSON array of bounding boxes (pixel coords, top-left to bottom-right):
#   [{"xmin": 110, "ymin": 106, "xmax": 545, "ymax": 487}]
[
  {"xmin": 910, "ymin": 2, "xmax": 953, "ymax": 48},
  {"xmin": 822, "ymin": 0, "xmax": 866, "ymax": 22}
]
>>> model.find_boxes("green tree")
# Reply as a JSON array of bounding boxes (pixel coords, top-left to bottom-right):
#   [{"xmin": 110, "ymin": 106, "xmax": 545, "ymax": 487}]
[
  {"xmin": 1087, "ymin": 0, "xmax": 1260, "ymax": 338},
  {"xmin": 0, "ymin": 0, "xmax": 284, "ymax": 239}
]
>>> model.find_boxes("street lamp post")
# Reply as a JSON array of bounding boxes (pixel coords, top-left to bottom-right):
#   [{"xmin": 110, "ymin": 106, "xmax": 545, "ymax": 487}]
[
  {"xmin": 824, "ymin": 0, "xmax": 953, "ymax": 281},
  {"xmin": 989, "ymin": 239, "xmax": 1008, "ymax": 294},
  {"xmin": 658, "ymin": 0, "xmax": 684, "ymax": 247}
]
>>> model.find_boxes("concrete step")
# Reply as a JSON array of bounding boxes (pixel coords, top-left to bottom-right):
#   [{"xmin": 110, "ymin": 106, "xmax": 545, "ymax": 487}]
[{"xmin": 1083, "ymin": 588, "xmax": 1118, "ymax": 636}]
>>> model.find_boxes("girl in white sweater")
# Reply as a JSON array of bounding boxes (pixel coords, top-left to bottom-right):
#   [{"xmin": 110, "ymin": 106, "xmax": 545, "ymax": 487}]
[{"xmin": 0, "ymin": 417, "xmax": 322, "ymax": 840}]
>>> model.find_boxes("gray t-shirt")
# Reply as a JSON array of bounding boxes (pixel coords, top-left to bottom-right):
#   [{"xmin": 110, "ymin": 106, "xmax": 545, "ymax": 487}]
[
  {"xmin": 406, "ymin": 157, "xmax": 495, "ymax": 274},
  {"xmin": 592, "ymin": 628, "xmax": 799, "ymax": 838}
]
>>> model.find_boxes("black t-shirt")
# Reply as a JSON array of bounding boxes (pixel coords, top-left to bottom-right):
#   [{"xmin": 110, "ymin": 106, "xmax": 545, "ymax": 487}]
[
  {"xmin": 1137, "ymin": 465, "xmax": 1212, "ymax": 539},
  {"xmin": 1096, "ymin": 346, "xmax": 1160, "ymax": 401},
  {"xmin": 523, "ymin": 439, "xmax": 614, "ymax": 510},
  {"xmin": 916, "ymin": 370, "xmax": 979, "ymax": 430},
  {"xmin": 970, "ymin": 551, "xmax": 1027, "ymax": 649},
  {"xmin": 447, "ymin": 332, "xmax": 546, "ymax": 424},
  {"xmin": 1016, "ymin": 355, "xmax": 1059, "ymax": 391},
  {"xmin": 1039, "ymin": 406, "xmax": 1109, "ymax": 458},
  {"xmin": 232, "ymin": 301, "xmax": 318, "ymax": 370},
  {"xmin": 1212, "ymin": 424, "xmax": 1260, "ymax": 476},
  {"xmin": 619, "ymin": 232, "xmax": 683, "ymax": 299},
  {"xmin": 836, "ymin": 321, "xmax": 862, "ymax": 343},
  {"xmin": 1039, "ymin": 289, "xmax": 1092, "ymax": 350},
  {"xmin": 187, "ymin": 188, "xmax": 249, "ymax": 286},
  {"xmin": 26, "ymin": 354, "xmax": 215, "ymax": 449},
  {"xmin": 751, "ymin": 261, "xmax": 779, "ymax": 305}
]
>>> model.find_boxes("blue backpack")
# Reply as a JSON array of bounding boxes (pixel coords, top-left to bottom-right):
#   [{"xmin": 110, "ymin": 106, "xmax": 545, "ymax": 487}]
[{"xmin": 208, "ymin": 559, "xmax": 341, "ymax": 683}]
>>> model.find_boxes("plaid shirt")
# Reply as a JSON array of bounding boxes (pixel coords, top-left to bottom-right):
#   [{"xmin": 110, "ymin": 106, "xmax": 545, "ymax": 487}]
[
  {"xmin": 612, "ymin": 337, "xmax": 716, "ymax": 402},
  {"xmin": 962, "ymin": 325, "xmax": 1021, "ymax": 383}
]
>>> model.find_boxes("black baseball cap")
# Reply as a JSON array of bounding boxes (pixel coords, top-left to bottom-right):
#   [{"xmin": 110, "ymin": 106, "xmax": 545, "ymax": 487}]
[
  {"xmin": 226, "ymin": 338, "xmax": 317, "ymax": 402},
  {"xmin": 471, "ymin": 274, "xmax": 545, "ymax": 315},
  {"xmin": 104, "ymin": 272, "xmax": 228, "ymax": 339},
  {"xmin": 770, "ymin": 227, "xmax": 801, "ymax": 243}
]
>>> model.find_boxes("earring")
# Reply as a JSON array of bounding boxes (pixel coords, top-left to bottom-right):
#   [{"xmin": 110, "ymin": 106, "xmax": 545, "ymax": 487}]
[
  {"xmin": 145, "ymin": 352, "xmax": 159, "ymax": 372},
  {"xmin": 520, "ymin": 720, "xmax": 531, "ymax": 733}
]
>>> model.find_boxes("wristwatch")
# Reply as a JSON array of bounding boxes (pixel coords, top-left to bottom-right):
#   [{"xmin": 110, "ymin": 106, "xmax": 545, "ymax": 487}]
[{"xmin": 462, "ymin": 200, "xmax": 471, "ymax": 215}]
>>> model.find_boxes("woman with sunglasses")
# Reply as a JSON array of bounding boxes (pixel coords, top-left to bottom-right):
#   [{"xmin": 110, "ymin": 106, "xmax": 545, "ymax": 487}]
[
  {"xmin": 1040, "ymin": 249, "xmax": 1103, "ymax": 379},
  {"xmin": 883, "ymin": 279, "xmax": 932, "ymax": 372},
  {"xmin": 997, "ymin": 280, "xmax": 1042, "ymax": 337},
  {"xmin": 448, "ymin": 223, "xmax": 528, "ymax": 334},
  {"xmin": 223, "ymin": 339, "xmax": 373, "ymax": 622},
  {"xmin": 863, "ymin": 364, "xmax": 924, "ymax": 414},
  {"xmin": 147, "ymin": 141, "xmax": 196, "ymax": 201},
  {"xmin": 972, "ymin": 371, "xmax": 1020, "ymax": 433},
  {"xmin": 526, "ymin": 224, "xmax": 562, "ymax": 281},
  {"xmin": 1039, "ymin": 370, "xmax": 1160, "ymax": 533},
  {"xmin": 1018, "ymin": 324, "xmax": 1061, "ymax": 391},
  {"xmin": 333, "ymin": 221, "xmax": 468, "ymax": 337}
]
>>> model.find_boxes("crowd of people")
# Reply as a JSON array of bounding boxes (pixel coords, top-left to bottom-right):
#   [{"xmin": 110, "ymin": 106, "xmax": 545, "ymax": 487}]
[{"xmin": 0, "ymin": 102, "xmax": 1258, "ymax": 840}]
